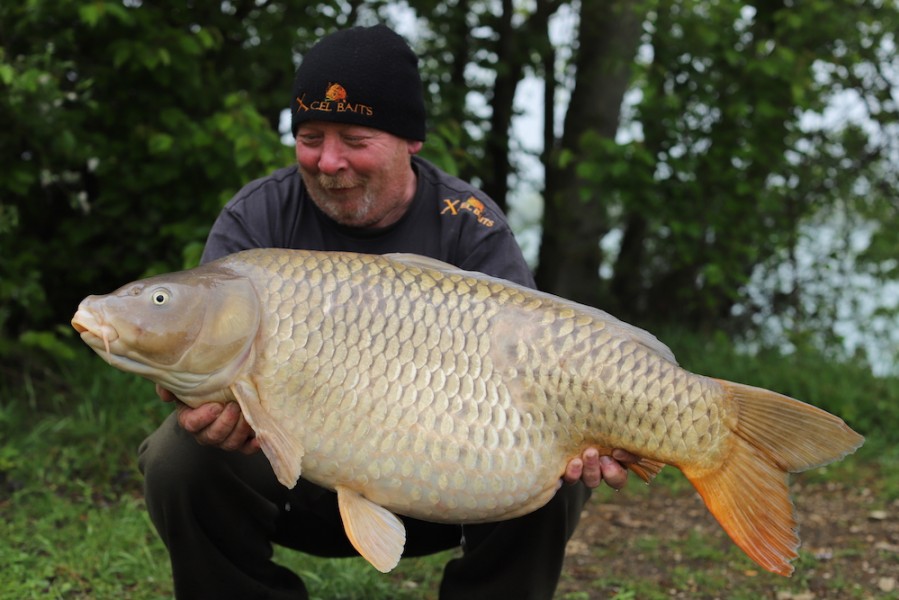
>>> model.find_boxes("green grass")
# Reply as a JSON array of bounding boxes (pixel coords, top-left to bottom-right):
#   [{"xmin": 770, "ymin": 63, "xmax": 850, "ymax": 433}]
[
  {"xmin": 0, "ymin": 358, "xmax": 173, "ymax": 599},
  {"xmin": 0, "ymin": 353, "xmax": 449, "ymax": 600},
  {"xmin": 2, "ymin": 328, "xmax": 897, "ymax": 599},
  {"xmin": 273, "ymin": 549, "xmax": 452, "ymax": 600},
  {"xmin": 1, "ymin": 489, "xmax": 171, "ymax": 599}
]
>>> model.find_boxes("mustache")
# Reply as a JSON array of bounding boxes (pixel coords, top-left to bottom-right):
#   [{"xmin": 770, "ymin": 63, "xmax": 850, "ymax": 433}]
[{"xmin": 317, "ymin": 174, "xmax": 364, "ymax": 189}]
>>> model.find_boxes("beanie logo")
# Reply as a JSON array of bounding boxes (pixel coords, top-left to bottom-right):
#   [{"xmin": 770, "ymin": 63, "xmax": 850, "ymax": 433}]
[
  {"xmin": 325, "ymin": 83, "xmax": 347, "ymax": 101},
  {"xmin": 295, "ymin": 82, "xmax": 374, "ymax": 118}
]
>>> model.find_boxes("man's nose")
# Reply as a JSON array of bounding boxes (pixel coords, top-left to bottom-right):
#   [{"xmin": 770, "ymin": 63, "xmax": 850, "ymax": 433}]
[{"xmin": 317, "ymin": 137, "xmax": 347, "ymax": 174}]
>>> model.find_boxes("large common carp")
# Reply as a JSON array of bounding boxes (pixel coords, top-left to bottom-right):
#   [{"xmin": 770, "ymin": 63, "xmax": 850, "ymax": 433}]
[{"xmin": 71, "ymin": 248, "xmax": 863, "ymax": 576}]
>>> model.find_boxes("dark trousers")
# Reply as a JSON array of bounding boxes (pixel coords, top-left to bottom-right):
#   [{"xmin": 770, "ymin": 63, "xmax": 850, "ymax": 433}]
[{"xmin": 138, "ymin": 412, "xmax": 590, "ymax": 599}]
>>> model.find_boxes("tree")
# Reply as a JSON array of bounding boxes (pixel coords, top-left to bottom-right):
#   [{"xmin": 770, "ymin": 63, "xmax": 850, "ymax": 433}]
[
  {"xmin": 2, "ymin": 0, "xmax": 896, "ymax": 374},
  {"xmin": 538, "ymin": 0, "xmax": 898, "ymax": 340},
  {"xmin": 0, "ymin": 1, "xmax": 307, "ymax": 356},
  {"xmin": 537, "ymin": 0, "xmax": 647, "ymax": 305}
]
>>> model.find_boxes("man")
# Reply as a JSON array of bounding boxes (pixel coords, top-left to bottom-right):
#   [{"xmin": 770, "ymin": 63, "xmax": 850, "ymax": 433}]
[{"xmin": 139, "ymin": 24, "xmax": 634, "ymax": 600}]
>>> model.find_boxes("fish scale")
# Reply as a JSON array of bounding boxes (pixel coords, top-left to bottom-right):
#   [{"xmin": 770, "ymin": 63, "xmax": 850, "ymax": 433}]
[
  {"xmin": 255, "ymin": 254, "xmax": 546, "ymax": 516},
  {"xmin": 72, "ymin": 247, "xmax": 864, "ymax": 575},
  {"xmin": 250, "ymin": 250, "xmax": 693, "ymax": 507}
]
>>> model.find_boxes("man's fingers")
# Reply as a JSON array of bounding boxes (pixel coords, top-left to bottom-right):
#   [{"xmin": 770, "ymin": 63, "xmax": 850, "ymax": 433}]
[
  {"xmin": 562, "ymin": 457, "xmax": 584, "ymax": 485},
  {"xmin": 562, "ymin": 447, "xmax": 635, "ymax": 490},
  {"xmin": 580, "ymin": 447, "xmax": 602, "ymax": 488},
  {"xmin": 239, "ymin": 436, "xmax": 261, "ymax": 455},
  {"xmin": 599, "ymin": 455, "xmax": 628, "ymax": 490},
  {"xmin": 156, "ymin": 384, "xmax": 177, "ymax": 403},
  {"xmin": 611, "ymin": 448, "xmax": 640, "ymax": 464},
  {"xmin": 177, "ymin": 402, "xmax": 225, "ymax": 437},
  {"xmin": 220, "ymin": 410, "xmax": 255, "ymax": 452},
  {"xmin": 174, "ymin": 402, "xmax": 258, "ymax": 453}
]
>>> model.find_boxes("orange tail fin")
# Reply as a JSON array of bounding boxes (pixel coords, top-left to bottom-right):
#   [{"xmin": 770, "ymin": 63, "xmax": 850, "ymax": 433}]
[{"xmin": 681, "ymin": 379, "xmax": 864, "ymax": 576}]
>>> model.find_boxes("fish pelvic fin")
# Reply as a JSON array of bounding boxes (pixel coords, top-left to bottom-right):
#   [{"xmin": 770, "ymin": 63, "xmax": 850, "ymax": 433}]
[
  {"xmin": 335, "ymin": 485, "xmax": 406, "ymax": 573},
  {"xmin": 682, "ymin": 379, "xmax": 864, "ymax": 577},
  {"xmin": 230, "ymin": 378, "xmax": 305, "ymax": 489}
]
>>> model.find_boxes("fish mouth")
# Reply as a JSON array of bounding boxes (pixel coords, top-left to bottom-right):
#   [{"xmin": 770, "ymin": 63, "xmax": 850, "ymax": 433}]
[
  {"xmin": 71, "ymin": 307, "xmax": 190, "ymax": 385},
  {"xmin": 72, "ymin": 308, "xmax": 119, "ymax": 356}
]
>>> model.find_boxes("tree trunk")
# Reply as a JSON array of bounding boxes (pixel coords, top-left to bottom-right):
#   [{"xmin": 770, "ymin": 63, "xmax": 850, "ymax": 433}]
[
  {"xmin": 536, "ymin": 0, "xmax": 645, "ymax": 304},
  {"xmin": 483, "ymin": 0, "xmax": 559, "ymax": 212}
]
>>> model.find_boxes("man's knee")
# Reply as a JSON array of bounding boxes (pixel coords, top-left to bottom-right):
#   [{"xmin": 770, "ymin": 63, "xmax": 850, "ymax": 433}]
[{"xmin": 140, "ymin": 413, "xmax": 209, "ymax": 484}]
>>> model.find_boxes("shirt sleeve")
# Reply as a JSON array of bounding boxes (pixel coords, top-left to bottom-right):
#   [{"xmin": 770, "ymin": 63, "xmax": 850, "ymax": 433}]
[
  {"xmin": 413, "ymin": 157, "xmax": 536, "ymax": 289},
  {"xmin": 455, "ymin": 227, "xmax": 536, "ymax": 289},
  {"xmin": 201, "ymin": 206, "xmax": 262, "ymax": 264},
  {"xmin": 200, "ymin": 167, "xmax": 299, "ymax": 264}
]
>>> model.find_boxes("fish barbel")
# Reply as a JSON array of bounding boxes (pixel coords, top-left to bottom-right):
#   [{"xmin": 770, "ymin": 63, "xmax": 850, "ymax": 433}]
[{"xmin": 71, "ymin": 248, "xmax": 863, "ymax": 575}]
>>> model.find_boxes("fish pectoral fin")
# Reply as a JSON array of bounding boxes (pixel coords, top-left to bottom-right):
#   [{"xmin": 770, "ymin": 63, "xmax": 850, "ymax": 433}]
[
  {"xmin": 335, "ymin": 485, "xmax": 406, "ymax": 573},
  {"xmin": 230, "ymin": 378, "xmax": 304, "ymax": 489}
]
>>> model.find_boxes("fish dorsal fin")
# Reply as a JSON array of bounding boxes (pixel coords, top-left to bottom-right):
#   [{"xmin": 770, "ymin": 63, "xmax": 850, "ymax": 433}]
[
  {"xmin": 383, "ymin": 253, "xmax": 463, "ymax": 274},
  {"xmin": 551, "ymin": 297, "xmax": 678, "ymax": 365},
  {"xmin": 383, "ymin": 253, "xmax": 678, "ymax": 365},
  {"xmin": 230, "ymin": 377, "xmax": 305, "ymax": 489},
  {"xmin": 335, "ymin": 485, "xmax": 406, "ymax": 573}
]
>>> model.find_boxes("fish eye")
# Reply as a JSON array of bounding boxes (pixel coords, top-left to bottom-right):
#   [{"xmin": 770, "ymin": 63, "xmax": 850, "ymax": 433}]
[{"xmin": 151, "ymin": 289, "xmax": 170, "ymax": 305}]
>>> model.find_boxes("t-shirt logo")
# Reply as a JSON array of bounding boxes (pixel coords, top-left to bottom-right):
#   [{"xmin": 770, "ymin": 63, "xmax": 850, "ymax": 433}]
[
  {"xmin": 295, "ymin": 83, "xmax": 373, "ymax": 118},
  {"xmin": 441, "ymin": 196, "xmax": 495, "ymax": 228}
]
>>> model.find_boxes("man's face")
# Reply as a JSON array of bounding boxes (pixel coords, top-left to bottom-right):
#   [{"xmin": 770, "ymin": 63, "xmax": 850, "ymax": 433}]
[{"xmin": 295, "ymin": 122, "xmax": 423, "ymax": 229}]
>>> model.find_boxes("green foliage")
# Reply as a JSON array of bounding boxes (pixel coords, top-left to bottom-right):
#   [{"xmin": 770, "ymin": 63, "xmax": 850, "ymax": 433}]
[
  {"xmin": 1, "ymin": 490, "xmax": 172, "ymax": 599},
  {"xmin": 0, "ymin": 351, "xmax": 171, "ymax": 598},
  {"xmin": 274, "ymin": 549, "xmax": 450, "ymax": 600},
  {"xmin": 570, "ymin": 0, "xmax": 899, "ymax": 341},
  {"xmin": 0, "ymin": 1, "xmax": 302, "ymax": 357},
  {"xmin": 417, "ymin": 120, "xmax": 478, "ymax": 178},
  {"xmin": 3, "ymin": 0, "xmax": 896, "ymax": 377}
]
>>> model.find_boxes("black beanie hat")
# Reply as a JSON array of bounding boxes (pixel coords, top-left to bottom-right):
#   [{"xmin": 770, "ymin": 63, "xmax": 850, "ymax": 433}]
[{"xmin": 290, "ymin": 25, "xmax": 426, "ymax": 141}]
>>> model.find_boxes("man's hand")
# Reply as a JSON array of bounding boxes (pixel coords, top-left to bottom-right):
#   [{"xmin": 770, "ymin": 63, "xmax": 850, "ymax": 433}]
[
  {"xmin": 156, "ymin": 384, "xmax": 260, "ymax": 454},
  {"xmin": 563, "ymin": 448, "xmax": 639, "ymax": 490}
]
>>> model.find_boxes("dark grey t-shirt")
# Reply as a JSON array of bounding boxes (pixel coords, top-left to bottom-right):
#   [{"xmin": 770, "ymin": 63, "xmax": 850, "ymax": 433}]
[{"xmin": 202, "ymin": 156, "xmax": 535, "ymax": 288}]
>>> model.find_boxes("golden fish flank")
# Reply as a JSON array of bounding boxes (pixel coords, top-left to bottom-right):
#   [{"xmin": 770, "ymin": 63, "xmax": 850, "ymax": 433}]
[{"xmin": 71, "ymin": 248, "xmax": 864, "ymax": 576}]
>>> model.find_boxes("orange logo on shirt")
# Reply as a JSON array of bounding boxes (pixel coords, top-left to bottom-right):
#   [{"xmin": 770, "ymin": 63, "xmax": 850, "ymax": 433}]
[{"xmin": 441, "ymin": 196, "xmax": 495, "ymax": 228}]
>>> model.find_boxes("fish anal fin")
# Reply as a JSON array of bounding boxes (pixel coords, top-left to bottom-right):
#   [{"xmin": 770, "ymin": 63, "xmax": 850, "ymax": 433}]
[
  {"xmin": 335, "ymin": 485, "xmax": 406, "ymax": 573},
  {"xmin": 681, "ymin": 379, "xmax": 864, "ymax": 577},
  {"xmin": 578, "ymin": 445, "xmax": 665, "ymax": 484},
  {"xmin": 230, "ymin": 378, "xmax": 304, "ymax": 489},
  {"xmin": 628, "ymin": 457, "xmax": 666, "ymax": 483}
]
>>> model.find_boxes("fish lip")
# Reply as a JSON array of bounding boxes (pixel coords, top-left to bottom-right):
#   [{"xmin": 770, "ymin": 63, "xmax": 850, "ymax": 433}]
[{"xmin": 71, "ymin": 308, "xmax": 120, "ymax": 350}]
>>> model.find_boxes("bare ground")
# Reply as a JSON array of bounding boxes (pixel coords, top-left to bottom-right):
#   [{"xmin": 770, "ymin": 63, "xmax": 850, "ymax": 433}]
[{"xmin": 557, "ymin": 478, "xmax": 899, "ymax": 599}]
